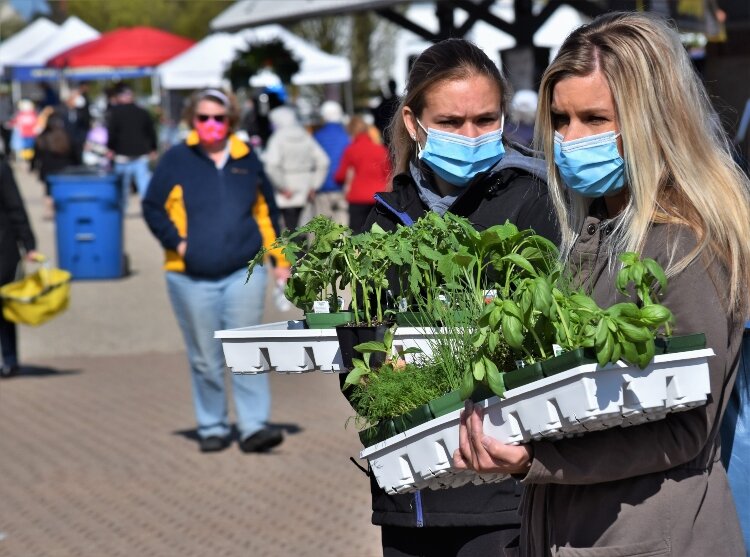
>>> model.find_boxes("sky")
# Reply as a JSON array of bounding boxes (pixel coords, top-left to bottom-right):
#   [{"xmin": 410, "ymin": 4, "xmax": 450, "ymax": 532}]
[{"xmin": 9, "ymin": 0, "xmax": 51, "ymax": 20}]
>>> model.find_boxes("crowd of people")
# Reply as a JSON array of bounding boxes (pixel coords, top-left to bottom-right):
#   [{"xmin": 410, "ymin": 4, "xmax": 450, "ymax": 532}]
[{"xmin": 1, "ymin": 9, "xmax": 748, "ymax": 556}]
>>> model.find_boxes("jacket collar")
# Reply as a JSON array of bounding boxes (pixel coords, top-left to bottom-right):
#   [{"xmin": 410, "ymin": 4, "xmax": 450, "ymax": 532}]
[{"xmin": 186, "ymin": 131, "xmax": 250, "ymax": 160}]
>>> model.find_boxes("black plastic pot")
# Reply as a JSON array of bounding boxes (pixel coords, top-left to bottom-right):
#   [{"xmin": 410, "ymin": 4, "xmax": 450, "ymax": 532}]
[{"xmin": 335, "ymin": 323, "xmax": 390, "ymax": 370}]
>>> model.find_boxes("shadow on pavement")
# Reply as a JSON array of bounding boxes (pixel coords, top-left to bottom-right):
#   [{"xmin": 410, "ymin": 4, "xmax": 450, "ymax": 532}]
[
  {"xmin": 173, "ymin": 422, "xmax": 303, "ymax": 444},
  {"xmin": 13, "ymin": 365, "xmax": 81, "ymax": 378}
]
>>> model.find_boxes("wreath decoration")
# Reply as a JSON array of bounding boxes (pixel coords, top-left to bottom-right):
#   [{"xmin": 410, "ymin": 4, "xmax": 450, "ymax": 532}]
[{"xmin": 225, "ymin": 38, "xmax": 301, "ymax": 90}]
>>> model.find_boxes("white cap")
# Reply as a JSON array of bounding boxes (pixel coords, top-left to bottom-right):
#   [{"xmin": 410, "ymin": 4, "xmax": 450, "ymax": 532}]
[{"xmin": 320, "ymin": 100, "xmax": 343, "ymax": 123}]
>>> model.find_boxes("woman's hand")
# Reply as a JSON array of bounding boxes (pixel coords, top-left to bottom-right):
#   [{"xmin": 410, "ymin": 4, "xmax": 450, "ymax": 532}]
[
  {"xmin": 273, "ymin": 266, "xmax": 291, "ymax": 283},
  {"xmin": 177, "ymin": 241, "xmax": 187, "ymax": 257},
  {"xmin": 453, "ymin": 400, "xmax": 534, "ymax": 475},
  {"xmin": 25, "ymin": 250, "xmax": 43, "ymax": 263}
]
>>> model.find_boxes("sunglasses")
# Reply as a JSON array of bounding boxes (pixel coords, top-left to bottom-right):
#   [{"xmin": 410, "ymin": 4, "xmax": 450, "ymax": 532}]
[{"xmin": 196, "ymin": 114, "xmax": 227, "ymax": 123}]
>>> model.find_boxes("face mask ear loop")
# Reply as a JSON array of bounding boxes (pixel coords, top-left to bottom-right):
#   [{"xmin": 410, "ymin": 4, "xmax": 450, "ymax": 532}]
[{"xmin": 414, "ymin": 117, "xmax": 427, "ymax": 157}]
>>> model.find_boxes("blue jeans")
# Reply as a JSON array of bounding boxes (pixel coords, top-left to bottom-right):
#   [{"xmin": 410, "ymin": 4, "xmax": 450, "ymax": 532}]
[
  {"xmin": 114, "ymin": 157, "xmax": 152, "ymax": 208},
  {"xmin": 166, "ymin": 266, "xmax": 269, "ymax": 441}
]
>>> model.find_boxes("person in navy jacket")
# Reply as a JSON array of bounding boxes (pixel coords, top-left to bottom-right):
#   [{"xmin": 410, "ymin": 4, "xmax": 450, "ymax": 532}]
[{"xmin": 143, "ymin": 89, "xmax": 289, "ymax": 454}]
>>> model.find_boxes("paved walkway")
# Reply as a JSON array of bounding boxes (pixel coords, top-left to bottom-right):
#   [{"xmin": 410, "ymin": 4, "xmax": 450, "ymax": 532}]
[{"xmin": 0, "ymin": 164, "xmax": 381, "ymax": 556}]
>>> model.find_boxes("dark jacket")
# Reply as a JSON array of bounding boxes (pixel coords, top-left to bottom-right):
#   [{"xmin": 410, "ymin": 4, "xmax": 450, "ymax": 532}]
[
  {"xmin": 142, "ymin": 132, "xmax": 286, "ymax": 279},
  {"xmin": 107, "ymin": 103, "xmax": 157, "ymax": 158},
  {"xmin": 0, "ymin": 160, "xmax": 35, "ymax": 283},
  {"xmin": 354, "ymin": 150, "xmax": 560, "ymax": 529}
]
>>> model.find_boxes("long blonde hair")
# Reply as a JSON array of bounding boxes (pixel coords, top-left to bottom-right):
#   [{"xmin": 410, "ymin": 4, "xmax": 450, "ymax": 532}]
[{"xmin": 535, "ymin": 11, "xmax": 750, "ymax": 317}]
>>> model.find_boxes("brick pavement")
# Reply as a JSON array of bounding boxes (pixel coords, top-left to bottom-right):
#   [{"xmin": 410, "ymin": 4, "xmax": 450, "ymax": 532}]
[{"xmin": 0, "ymin": 164, "xmax": 382, "ymax": 556}]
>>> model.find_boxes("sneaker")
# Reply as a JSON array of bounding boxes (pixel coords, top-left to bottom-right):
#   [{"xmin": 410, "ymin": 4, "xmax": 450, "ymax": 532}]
[
  {"xmin": 239, "ymin": 427, "xmax": 283, "ymax": 453},
  {"xmin": 0, "ymin": 365, "xmax": 19, "ymax": 378},
  {"xmin": 199, "ymin": 435, "xmax": 230, "ymax": 453}
]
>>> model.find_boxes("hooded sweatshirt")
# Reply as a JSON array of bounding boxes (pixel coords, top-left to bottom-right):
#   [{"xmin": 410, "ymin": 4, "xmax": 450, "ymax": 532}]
[{"xmin": 262, "ymin": 106, "xmax": 330, "ymax": 209}]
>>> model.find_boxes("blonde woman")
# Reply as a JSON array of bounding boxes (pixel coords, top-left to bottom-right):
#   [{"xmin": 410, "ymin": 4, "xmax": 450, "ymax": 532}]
[{"xmin": 455, "ymin": 12, "xmax": 750, "ymax": 556}]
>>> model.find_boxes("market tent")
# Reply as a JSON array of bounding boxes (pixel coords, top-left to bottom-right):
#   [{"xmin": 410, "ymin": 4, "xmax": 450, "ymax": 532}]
[
  {"xmin": 158, "ymin": 25, "xmax": 351, "ymax": 89},
  {"xmin": 9, "ymin": 16, "xmax": 99, "ymax": 81},
  {"xmin": 533, "ymin": 5, "xmax": 591, "ymax": 51},
  {"xmin": 0, "ymin": 18, "xmax": 59, "ymax": 73},
  {"xmin": 48, "ymin": 26, "xmax": 195, "ymax": 69}
]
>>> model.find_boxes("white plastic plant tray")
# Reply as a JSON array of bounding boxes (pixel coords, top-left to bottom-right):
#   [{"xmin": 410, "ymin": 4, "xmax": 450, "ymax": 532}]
[
  {"xmin": 360, "ymin": 348, "xmax": 713, "ymax": 495},
  {"xmin": 214, "ymin": 321, "xmax": 442, "ymax": 374}
]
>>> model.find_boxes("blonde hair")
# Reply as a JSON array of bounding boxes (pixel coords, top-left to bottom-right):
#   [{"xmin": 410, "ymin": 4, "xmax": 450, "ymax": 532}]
[{"xmin": 535, "ymin": 11, "xmax": 750, "ymax": 317}]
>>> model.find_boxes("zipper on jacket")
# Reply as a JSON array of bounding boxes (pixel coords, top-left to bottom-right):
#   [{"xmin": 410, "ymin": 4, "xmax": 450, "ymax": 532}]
[
  {"xmin": 374, "ymin": 193, "xmax": 415, "ymax": 226},
  {"xmin": 414, "ymin": 490, "xmax": 424, "ymax": 527}
]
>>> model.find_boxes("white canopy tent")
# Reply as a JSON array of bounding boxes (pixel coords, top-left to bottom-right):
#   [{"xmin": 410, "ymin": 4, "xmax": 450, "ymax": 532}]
[
  {"xmin": 0, "ymin": 18, "xmax": 59, "ymax": 73},
  {"xmin": 533, "ymin": 5, "xmax": 591, "ymax": 59},
  {"xmin": 158, "ymin": 24, "xmax": 351, "ymax": 89},
  {"xmin": 9, "ymin": 16, "xmax": 100, "ymax": 76}
]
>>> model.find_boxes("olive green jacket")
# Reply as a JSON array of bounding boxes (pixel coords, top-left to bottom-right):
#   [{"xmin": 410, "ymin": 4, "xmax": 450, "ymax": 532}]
[{"xmin": 517, "ymin": 218, "xmax": 746, "ymax": 557}]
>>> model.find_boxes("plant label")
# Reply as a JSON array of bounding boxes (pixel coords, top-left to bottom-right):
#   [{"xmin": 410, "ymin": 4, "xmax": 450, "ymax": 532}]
[
  {"xmin": 515, "ymin": 359, "xmax": 527, "ymax": 369},
  {"xmin": 398, "ymin": 298, "xmax": 408, "ymax": 312},
  {"xmin": 552, "ymin": 344, "xmax": 565, "ymax": 357},
  {"xmin": 484, "ymin": 289, "xmax": 498, "ymax": 304},
  {"xmin": 313, "ymin": 300, "xmax": 331, "ymax": 314}
]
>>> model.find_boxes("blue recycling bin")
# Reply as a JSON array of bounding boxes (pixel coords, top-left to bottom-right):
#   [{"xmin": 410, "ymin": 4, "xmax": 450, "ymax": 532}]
[{"xmin": 49, "ymin": 168, "xmax": 124, "ymax": 280}]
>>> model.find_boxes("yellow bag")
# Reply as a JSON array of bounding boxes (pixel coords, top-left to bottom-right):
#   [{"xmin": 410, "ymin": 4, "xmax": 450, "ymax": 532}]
[{"xmin": 0, "ymin": 265, "xmax": 71, "ymax": 326}]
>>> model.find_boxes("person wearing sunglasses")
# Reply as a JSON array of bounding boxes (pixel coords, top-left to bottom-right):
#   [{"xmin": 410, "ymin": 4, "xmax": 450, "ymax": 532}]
[
  {"xmin": 143, "ymin": 88, "xmax": 289, "ymax": 454},
  {"xmin": 455, "ymin": 12, "xmax": 750, "ymax": 556}
]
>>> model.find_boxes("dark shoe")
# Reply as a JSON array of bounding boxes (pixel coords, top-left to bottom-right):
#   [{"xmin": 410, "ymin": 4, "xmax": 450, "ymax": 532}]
[
  {"xmin": 239, "ymin": 427, "xmax": 283, "ymax": 453},
  {"xmin": 0, "ymin": 365, "xmax": 19, "ymax": 378},
  {"xmin": 199, "ymin": 435, "xmax": 230, "ymax": 453}
]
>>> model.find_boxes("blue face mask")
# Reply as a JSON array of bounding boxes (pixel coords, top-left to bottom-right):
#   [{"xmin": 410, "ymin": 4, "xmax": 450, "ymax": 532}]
[
  {"xmin": 416, "ymin": 119, "xmax": 505, "ymax": 188},
  {"xmin": 553, "ymin": 130, "xmax": 626, "ymax": 197}
]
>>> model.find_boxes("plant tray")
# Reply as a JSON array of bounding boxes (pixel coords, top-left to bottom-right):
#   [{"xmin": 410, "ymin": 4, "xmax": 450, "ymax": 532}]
[
  {"xmin": 214, "ymin": 321, "xmax": 440, "ymax": 374},
  {"xmin": 359, "ymin": 348, "xmax": 713, "ymax": 495}
]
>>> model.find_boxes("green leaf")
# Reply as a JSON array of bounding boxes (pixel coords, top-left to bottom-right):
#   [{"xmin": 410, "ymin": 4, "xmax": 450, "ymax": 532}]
[
  {"xmin": 570, "ymin": 293, "xmax": 599, "ymax": 313},
  {"xmin": 488, "ymin": 331, "xmax": 499, "ymax": 353},
  {"xmin": 384, "ymin": 327, "xmax": 394, "ymax": 351},
  {"xmin": 640, "ymin": 304, "xmax": 672, "ymax": 325},
  {"xmin": 502, "ymin": 314, "xmax": 525, "ymax": 349},
  {"xmin": 472, "ymin": 328, "xmax": 488, "ymax": 348},
  {"xmin": 597, "ymin": 331, "xmax": 614, "ymax": 367},
  {"xmin": 460, "ymin": 370, "xmax": 474, "ymax": 400},
  {"xmin": 401, "ymin": 347, "xmax": 423, "ymax": 355},
  {"xmin": 343, "ymin": 366, "xmax": 370, "ymax": 387},
  {"xmin": 503, "ymin": 253, "xmax": 537, "ymax": 276},
  {"xmin": 473, "ymin": 358, "xmax": 486, "ymax": 381},
  {"xmin": 486, "ymin": 362, "xmax": 505, "ymax": 397},
  {"xmin": 643, "ymin": 258, "xmax": 668, "ymax": 291},
  {"xmin": 617, "ymin": 321, "xmax": 652, "ymax": 343},
  {"xmin": 354, "ymin": 341, "xmax": 388, "ymax": 354}
]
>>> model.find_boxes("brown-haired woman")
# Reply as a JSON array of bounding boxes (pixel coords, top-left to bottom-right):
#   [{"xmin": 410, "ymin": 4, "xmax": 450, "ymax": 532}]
[{"xmin": 344, "ymin": 39, "xmax": 559, "ymax": 557}]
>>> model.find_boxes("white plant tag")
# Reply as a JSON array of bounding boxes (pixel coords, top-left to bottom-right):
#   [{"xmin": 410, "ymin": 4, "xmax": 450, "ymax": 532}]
[
  {"xmin": 438, "ymin": 294, "xmax": 449, "ymax": 305},
  {"xmin": 398, "ymin": 297, "xmax": 408, "ymax": 312},
  {"xmin": 312, "ymin": 300, "xmax": 330, "ymax": 314},
  {"xmin": 552, "ymin": 344, "xmax": 565, "ymax": 357},
  {"xmin": 483, "ymin": 289, "xmax": 497, "ymax": 304},
  {"xmin": 515, "ymin": 359, "xmax": 526, "ymax": 369},
  {"xmin": 337, "ymin": 296, "xmax": 345, "ymax": 311}
]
